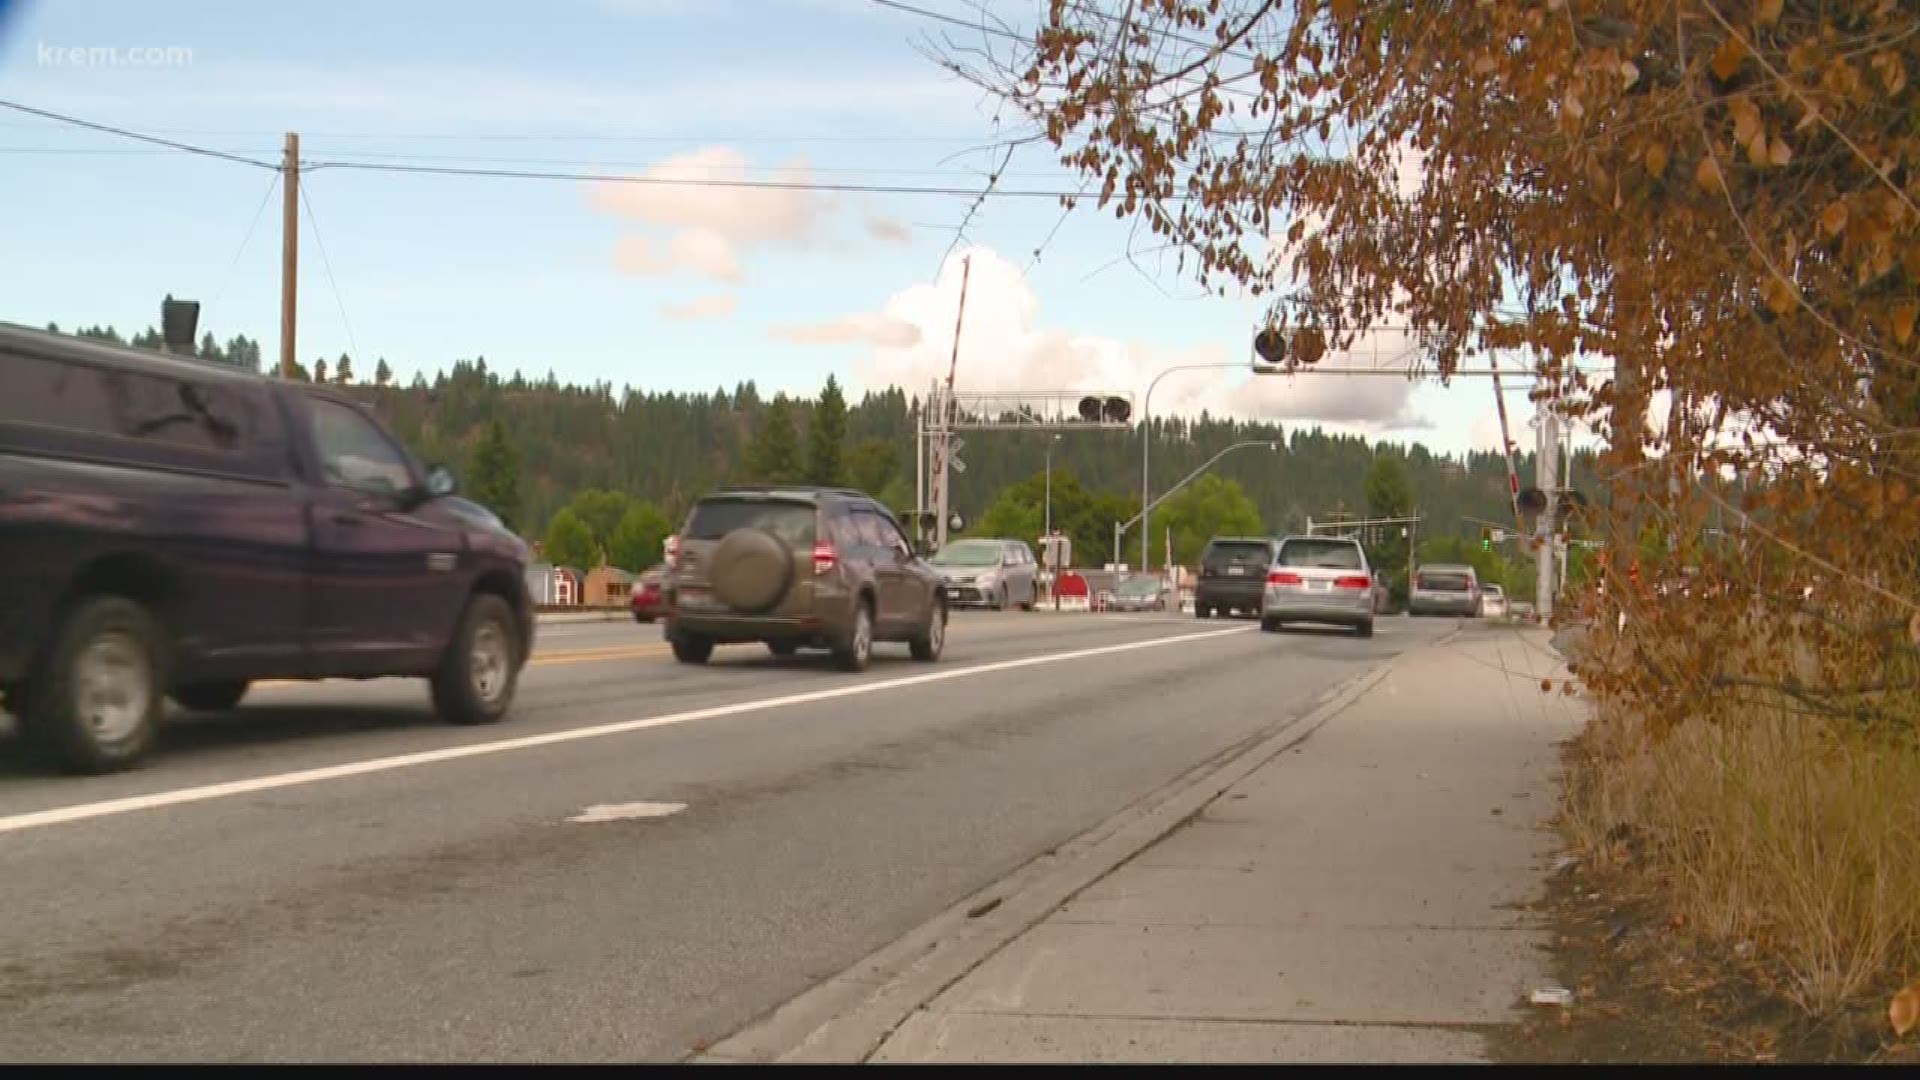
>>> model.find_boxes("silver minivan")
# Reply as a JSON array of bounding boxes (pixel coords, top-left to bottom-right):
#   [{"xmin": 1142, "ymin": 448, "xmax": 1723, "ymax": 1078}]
[
  {"xmin": 929, "ymin": 537, "xmax": 1038, "ymax": 610},
  {"xmin": 1260, "ymin": 535, "xmax": 1376, "ymax": 637}
]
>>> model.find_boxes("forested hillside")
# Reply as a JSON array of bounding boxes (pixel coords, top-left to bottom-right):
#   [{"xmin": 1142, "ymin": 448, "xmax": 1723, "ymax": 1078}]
[{"xmin": 41, "ymin": 323, "xmax": 1597, "ymax": 552}]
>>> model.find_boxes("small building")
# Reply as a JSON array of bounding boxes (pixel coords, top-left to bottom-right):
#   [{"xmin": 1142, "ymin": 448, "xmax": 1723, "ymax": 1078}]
[
  {"xmin": 582, "ymin": 564, "xmax": 636, "ymax": 607},
  {"xmin": 525, "ymin": 563, "xmax": 583, "ymax": 606}
]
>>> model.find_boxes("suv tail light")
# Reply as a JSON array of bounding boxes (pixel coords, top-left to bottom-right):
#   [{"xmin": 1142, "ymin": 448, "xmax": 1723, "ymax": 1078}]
[
  {"xmin": 1335, "ymin": 575, "xmax": 1371, "ymax": 590},
  {"xmin": 664, "ymin": 534, "xmax": 680, "ymax": 569},
  {"xmin": 1267, "ymin": 570, "xmax": 1302, "ymax": 586},
  {"xmin": 812, "ymin": 541, "xmax": 838, "ymax": 575}
]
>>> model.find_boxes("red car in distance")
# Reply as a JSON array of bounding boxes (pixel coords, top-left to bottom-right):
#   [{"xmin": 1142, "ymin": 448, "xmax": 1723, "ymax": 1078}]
[{"xmin": 630, "ymin": 565, "xmax": 670, "ymax": 623}]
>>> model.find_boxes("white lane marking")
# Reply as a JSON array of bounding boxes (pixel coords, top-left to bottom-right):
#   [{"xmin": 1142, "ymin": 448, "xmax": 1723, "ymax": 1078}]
[
  {"xmin": 0, "ymin": 625, "xmax": 1254, "ymax": 837},
  {"xmin": 567, "ymin": 801, "xmax": 687, "ymax": 823}
]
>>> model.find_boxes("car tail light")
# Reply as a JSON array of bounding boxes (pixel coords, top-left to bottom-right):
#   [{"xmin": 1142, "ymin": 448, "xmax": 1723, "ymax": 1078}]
[
  {"xmin": 664, "ymin": 534, "xmax": 680, "ymax": 569},
  {"xmin": 1267, "ymin": 571, "xmax": 1302, "ymax": 586},
  {"xmin": 1335, "ymin": 575, "xmax": 1371, "ymax": 590},
  {"xmin": 812, "ymin": 541, "xmax": 837, "ymax": 575}
]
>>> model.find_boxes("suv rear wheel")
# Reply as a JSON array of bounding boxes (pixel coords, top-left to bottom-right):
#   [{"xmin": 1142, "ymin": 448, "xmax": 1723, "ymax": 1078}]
[
  {"xmin": 432, "ymin": 594, "xmax": 521, "ymax": 726},
  {"xmin": 672, "ymin": 632, "xmax": 714, "ymax": 665},
  {"xmin": 909, "ymin": 599, "xmax": 946, "ymax": 661},
  {"xmin": 835, "ymin": 598, "xmax": 874, "ymax": 672},
  {"xmin": 23, "ymin": 596, "xmax": 165, "ymax": 774}
]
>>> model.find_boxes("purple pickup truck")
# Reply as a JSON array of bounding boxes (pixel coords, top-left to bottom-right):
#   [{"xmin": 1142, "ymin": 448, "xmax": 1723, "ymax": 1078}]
[{"xmin": 0, "ymin": 322, "xmax": 535, "ymax": 773}]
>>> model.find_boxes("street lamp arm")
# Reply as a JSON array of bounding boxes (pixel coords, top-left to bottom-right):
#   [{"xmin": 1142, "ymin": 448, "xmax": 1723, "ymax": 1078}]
[
  {"xmin": 1119, "ymin": 440, "xmax": 1274, "ymax": 534},
  {"xmin": 1140, "ymin": 360, "xmax": 1268, "ymax": 574}
]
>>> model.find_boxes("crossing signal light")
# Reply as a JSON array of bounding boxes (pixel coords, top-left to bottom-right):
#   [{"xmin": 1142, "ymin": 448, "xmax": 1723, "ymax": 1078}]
[{"xmin": 1480, "ymin": 527, "xmax": 1493, "ymax": 552}]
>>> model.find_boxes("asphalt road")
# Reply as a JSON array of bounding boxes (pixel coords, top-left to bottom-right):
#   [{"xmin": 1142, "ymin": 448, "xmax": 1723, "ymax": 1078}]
[{"xmin": 0, "ymin": 610, "xmax": 1455, "ymax": 1062}]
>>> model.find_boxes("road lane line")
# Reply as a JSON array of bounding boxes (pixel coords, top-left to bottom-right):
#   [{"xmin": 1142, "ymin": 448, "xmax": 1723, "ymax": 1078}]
[{"xmin": 0, "ymin": 626, "xmax": 1254, "ymax": 837}]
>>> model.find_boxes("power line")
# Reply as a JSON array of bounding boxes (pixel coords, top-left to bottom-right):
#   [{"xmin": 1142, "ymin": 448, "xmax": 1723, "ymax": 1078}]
[
  {"xmin": 210, "ymin": 171, "xmax": 281, "ymax": 308},
  {"xmin": 868, "ymin": 0, "xmax": 1024, "ymax": 41},
  {"xmin": 0, "ymin": 99, "xmax": 278, "ymax": 169},
  {"xmin": 298, "ymin": 181, "xmax": 361, "ymax": 365},
  {"xmin": 301, "ymin": 156, "xmax": 1181, "ymax": 199},
  {"xmin": 0, "ymin": 119, "xmax": 1029, "ymax": 145}
]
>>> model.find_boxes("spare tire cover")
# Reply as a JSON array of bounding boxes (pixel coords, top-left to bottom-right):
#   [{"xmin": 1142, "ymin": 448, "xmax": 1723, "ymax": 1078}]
[{"xmin": 708, "ymin": 527, "xmax": 794, "ymax": 613}]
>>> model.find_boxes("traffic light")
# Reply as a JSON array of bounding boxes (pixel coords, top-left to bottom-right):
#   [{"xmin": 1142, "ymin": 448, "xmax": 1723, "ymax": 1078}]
[{"xmin": 1480, "ymin": 526, "xmax": 1493, "ymax": 552}]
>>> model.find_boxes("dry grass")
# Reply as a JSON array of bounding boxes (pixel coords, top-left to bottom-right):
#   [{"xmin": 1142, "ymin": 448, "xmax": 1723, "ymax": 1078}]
[{"xmin": 1563, "ymin": 690, "xmax": 1920, "ymax": 1015}]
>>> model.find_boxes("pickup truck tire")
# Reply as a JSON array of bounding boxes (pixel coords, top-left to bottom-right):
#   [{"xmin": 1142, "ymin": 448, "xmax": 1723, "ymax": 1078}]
[
  {"xmin": 431, "ymin": 594, "xmax": 520, "ymax": 726},
  {"xmin": 22, "ymin": 596, "xmax": 165, "ymax": 774},
  {"xmin": 172, "ymin": 680, "xmax": 249, "ymax": 711}
]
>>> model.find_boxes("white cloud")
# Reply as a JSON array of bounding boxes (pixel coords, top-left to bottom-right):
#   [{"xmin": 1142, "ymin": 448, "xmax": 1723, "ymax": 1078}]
[
  {"xmin": 864, "ymin": 213, "xmax": 913, "ymax": 246},
  {"xmin": 818, "ymin": 246, "xmax": 1430, "ymax": 431},
  {"xmin": 660, "ymin": 293, "xmax": 739, "ymax": 322},
  {"xmin": 592, "ymin": 146, "xmax": 832, "ymax": 246},
  {"xmin": 592, "ymin": 147, "xmax": 929, "ymax": 282},
  {"xmin": 773, "ymin": 313, "xmax": 922, "ymax": 348}
]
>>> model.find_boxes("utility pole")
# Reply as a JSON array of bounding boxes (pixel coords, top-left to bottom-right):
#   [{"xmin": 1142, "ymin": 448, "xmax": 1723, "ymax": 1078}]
[
  {"xmin": 933, "ymin": 255, "xmax": 972, "ymax": 551},
  {"xmin": 278, "ymin": 132, "xmax": 299, "ymax": 380},
  {"xmin": 1536, "ymin": 406, "xmax": 1560, "ymax": 620}
]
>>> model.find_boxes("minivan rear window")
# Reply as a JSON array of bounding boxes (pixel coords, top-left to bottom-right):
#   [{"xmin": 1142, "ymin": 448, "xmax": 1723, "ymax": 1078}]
[
  {"xmin": 1202, "ymin": 541, "xmax": 1272, "ymax": 568},
  {"xmin": 1276, "ymin": 539, "xmax": 1363, "ymax": 570},
  {"xmin": 685, "ymin": 498, "xmax": 816, "ymax": 545},
  {"xmin": 1417, "ymin": 572, "xmax": 1472, "ymax": 592}
]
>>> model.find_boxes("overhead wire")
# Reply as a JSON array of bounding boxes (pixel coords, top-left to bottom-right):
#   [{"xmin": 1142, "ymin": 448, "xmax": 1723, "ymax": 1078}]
[
  {"xmin": 298, "ymin": 181, "xmax": 362, "ymax": 365},
  {"xmin": 0, "ymin": 98, "xmax": 279, "ymax": 169},
  {"xmin": 209, "ymin": 171, "xmax": 282, "ymax": 308}
]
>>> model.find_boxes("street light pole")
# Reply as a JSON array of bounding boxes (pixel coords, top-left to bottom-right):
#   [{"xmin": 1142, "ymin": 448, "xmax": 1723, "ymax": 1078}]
[
  {"xmin": 1044, "ymin": 433, "xmax": 1060, "ymax": 608},
  {"xmin": 1140, "ymin": 361, "xmax": 1264, "ymax": 575}
]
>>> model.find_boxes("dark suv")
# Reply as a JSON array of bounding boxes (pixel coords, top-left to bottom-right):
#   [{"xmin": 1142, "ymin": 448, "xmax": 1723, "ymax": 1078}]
[
  {"xmin": 0, "ymin": 323, "xmax": 535, "ymax": 773},
  {"xmin": 666, "ymin": 487, "xmax": 946, "ymax": 671},
  {"xmin": 1194, "ymin": 536, "xmax": 1281, "ymax": 618}
]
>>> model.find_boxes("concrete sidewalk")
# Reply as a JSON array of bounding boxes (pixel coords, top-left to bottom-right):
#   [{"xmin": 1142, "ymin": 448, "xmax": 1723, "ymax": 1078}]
[{"xmin": 869, "ymin": 627, "xmax": 1583, "ymax": 1063}]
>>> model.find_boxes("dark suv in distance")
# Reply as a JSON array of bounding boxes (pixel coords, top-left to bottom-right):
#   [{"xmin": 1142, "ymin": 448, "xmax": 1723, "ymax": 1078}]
[
  {"xmin": 665, "ymin": 486, "xmax": 947, "ymax": 671},
  {"xmin": 0, "ymin": 323, "xmax": 535, "ymax": 773},
  {"xmin": 1194, "ymin": 536, "xmax": 1281, "ymax": 618}
]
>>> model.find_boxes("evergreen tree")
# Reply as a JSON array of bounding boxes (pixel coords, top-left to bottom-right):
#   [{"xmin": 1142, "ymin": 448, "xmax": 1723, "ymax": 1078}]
[
  {"xmin": 375, "ymin": 357, "xmax": 393, "ymax": 386},
  {"xmin": 314, "ymin": 357, "xmax": 329, "ymax": 384},
  {"xmin": 808, "ymin": 375, "xmax": 848, "ymax": 486},
  {"xmin": 467, "ymin": 419, "xmax": 523, "ymax": 532},
  {"xmin": 335, "ymin": 353, "xmax": 354, "ymax": 384},
  {"xmin": 847, "ymin": 438, "xmax": 900, "ymax": 497},
  {"xmin": 745, "ymin": 394, "xmax": 803, "ymax": 483}
]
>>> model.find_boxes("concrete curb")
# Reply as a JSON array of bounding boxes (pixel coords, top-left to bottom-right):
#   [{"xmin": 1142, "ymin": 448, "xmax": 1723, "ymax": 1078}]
[{"xmin": 693, "ymin": 631, "xmax": 1454, "ymax": 1064}]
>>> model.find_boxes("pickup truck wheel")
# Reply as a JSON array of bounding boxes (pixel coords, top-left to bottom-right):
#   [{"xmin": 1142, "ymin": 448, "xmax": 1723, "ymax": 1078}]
[
  {"xmin": 23, "ymin": 596, "xmax": 165, "ymax": 774},
  {"xmin": 909, "ymin": 600, "xmax": 946, "ymax": 661},
  {"xmin": 432, "ymin": 594, "xmax": 520, "ymax": 726},
  {"xmin": 172, "ymin": 680, "xmax": 249, "ymax": 711},
  {"xmin": 834, "ymin": 599, "xmax": 874, "ymax": 672}
]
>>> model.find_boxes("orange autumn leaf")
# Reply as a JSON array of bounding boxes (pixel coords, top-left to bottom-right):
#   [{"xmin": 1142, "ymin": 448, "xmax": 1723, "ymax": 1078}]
[
  {"xmin": 1891, "ymin": 301, "xmax": 1918, "ymax": 346},
  {"xmin": 1891, "ymin": 981, "xmax": 1920, "ymax": 1036}
]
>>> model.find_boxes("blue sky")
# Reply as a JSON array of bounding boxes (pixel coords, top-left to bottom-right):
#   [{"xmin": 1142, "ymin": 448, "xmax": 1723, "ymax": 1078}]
[{"xmin": 0, "ymin": 0, "xmax": 1562, "ymax": 456}]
